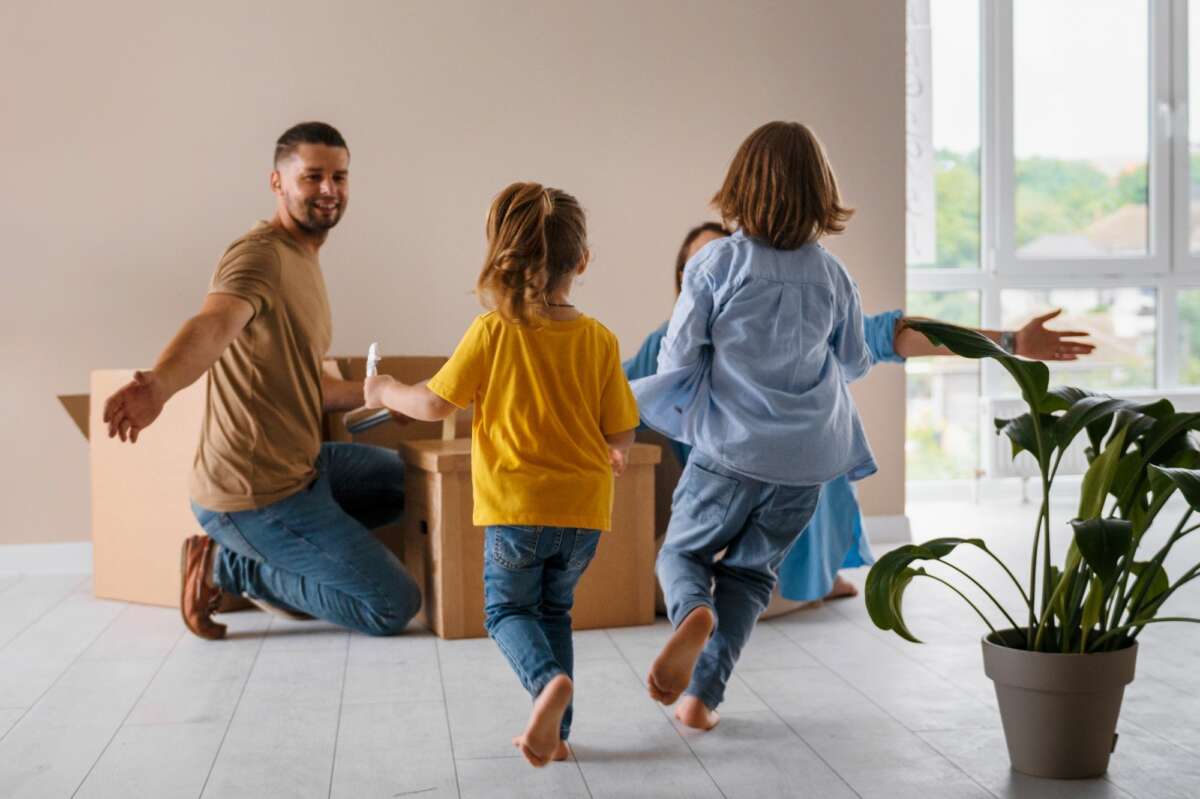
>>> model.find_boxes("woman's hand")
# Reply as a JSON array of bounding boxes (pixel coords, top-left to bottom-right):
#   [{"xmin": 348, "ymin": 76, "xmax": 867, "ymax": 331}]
[
  {"xmin": 1015, "ymin": 309, "xmax": 1095, "ymax": 361},
  {"xmin": 363, "ymin": 375, "xmax": 397, "ymax": 410}
]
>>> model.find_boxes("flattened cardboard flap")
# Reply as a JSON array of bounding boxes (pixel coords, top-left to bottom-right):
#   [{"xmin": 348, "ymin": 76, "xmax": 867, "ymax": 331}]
[{"xmin": 58, "ymin": 394, "xmax": 90, "ymax": 439}]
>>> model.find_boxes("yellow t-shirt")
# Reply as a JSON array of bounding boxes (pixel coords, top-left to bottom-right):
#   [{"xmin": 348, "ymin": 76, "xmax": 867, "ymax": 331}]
[{"xmin": 427, "ymin": 312, "xmax": 640, "ymax": 531}]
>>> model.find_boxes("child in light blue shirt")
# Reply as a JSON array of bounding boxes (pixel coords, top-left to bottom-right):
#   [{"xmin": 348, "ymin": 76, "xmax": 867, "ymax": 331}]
[
  {"xmin": 634, "ymin": 229, "xmax": 876, "ymax": 484},
  {"xmin": 631, "ymin": 121, "xmax": 874, "ymax": 731}
]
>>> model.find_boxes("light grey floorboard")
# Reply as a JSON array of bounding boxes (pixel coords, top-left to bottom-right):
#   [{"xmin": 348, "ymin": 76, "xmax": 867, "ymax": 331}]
[
  {"xmin": 330, "ymin": 700, "xmax": 457, "ymax": 799},
  {"xmin": 0, "ymin": 574, "xmax": 90, "ymax": 650},
  {"xmin": 457, "ymin": 755, "xmax": 591, "ymax": 799},
  {"xmin": 683, "ymin": 710, "xmax": 859, "ymax": 799},
  {"xmin": 0, "ymin": 657, "xmax": 163, "ymax": 799},
  {"xmin": 74, "ymin": 721, "xmax": 229, "ymax": 799},
  {"xmin": 201, "ymin": 702, "xmax": 342, "ymax": 799}
]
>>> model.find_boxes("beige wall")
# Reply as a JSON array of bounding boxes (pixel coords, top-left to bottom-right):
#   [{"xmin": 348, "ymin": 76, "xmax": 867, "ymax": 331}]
[{"xmin": 1, "ymin": 1, "xmax": 904, "ymax": 545}]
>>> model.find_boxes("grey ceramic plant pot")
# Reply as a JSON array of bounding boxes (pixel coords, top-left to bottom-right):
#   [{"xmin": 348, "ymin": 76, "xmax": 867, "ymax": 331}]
[{"xmin": 982, "ymin": 629, "xmax": 1138, "ymax": 779}]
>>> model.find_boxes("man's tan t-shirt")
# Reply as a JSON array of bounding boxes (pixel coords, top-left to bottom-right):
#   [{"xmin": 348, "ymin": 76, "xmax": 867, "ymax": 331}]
[{"xmin": 189, "ymin": 221, "xmax": 332, "ymax": 512}]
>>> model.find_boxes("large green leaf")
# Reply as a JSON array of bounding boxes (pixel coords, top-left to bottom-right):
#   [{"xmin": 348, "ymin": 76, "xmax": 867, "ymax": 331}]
[
  {"xmin": 1041, "ymin": 541, "xmax": 1083, "ymax": 638},
  {"xmin": 1043, "ymin": 386, "xmax": 1099, "ymax": 413},
  {"xmin": 1079, "ymin": 575, "xmax": 1106, "ymax": 652},
  {"xmin": 907, "ymin": 320, "xmax": 1050, "ymax": 413},
  {"xmin": 865, "ymin": 537, "xmax": 998, "ymax": 643},
  {"xmin": 1132, "ymin": 455, "xmax": 1200, "ymax": 538},
  {"xmin": 1055, "ymin": 395, "xmax": 1131, "ymax": 453},
  {"xmin": 866, "ymin": 546, "xmax": 927, "ymax": 642},
  {"xmin": 1148, "ymin": 431, "xmax": 1200, "ymax": 469},
  {"xmin": 1110, "ymin": 453, "xmax": 1148, "ymax": 517},
  {"xmin": 1116, "ymin": 400, "xmax": 1174, "ymax": 446},
  {"xmin": 1071, "ymin": 518, "xmax": 1134, "ymax": 588},
  {"xmin": 889, "ymin": 567, "xmax": 922, "ymax": 643},
  {"xmin": 1150, "ymin": 465, "xmax": 1200, "ymax": 511},
  {"xmin": 1128, "ymin": 561, "xmax": 1170, "ymax": 625},
  {"xmin": 1078, "ymin": 425, "xmax": 1128, "ymax": 520},
  {"xmin": 1109, "ymin": 410, "xmax": 1200, "ymax": 516},
  {"xmin": 995, "ymin": 413, "xmax": 1057, "ymax": 469},
  {"xmin": 920, "ymin": 536, "xmax": 992, "ymax": 556},
  {"xmin": 1139, "ymin": 412, "xmax": 1200, "ymax": 468},
  {"xmin": 1049, "ymin": 565, "xmax": 1067, "ymax": 625}
]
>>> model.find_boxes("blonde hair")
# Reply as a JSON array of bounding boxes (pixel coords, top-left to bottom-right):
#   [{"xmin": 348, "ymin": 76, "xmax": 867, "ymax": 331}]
[
  {"xmin": 477, "ymin": 182, "xmax": 588, "ymax": 326},
  {"xmin": 712, "ymin": 121, "xmax": 853, "ymax": 250}
]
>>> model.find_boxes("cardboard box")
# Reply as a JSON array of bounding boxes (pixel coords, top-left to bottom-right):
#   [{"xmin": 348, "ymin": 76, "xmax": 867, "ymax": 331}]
[
  {"xmin": 61, "ymin": 356, "xmax": 453, "ymax": 608},
  {"xmin": 83, "ymin": 370, "xmax": 208, "ymax": 607},
  {"xmin": 398, "ymin": 438, "xmax": 661, "ymax": 639}
]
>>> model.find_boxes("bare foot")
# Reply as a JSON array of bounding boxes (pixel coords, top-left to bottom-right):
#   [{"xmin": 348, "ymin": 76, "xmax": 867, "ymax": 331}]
[
  {"xmin": 647, "ymin": 606, "xmax": 714, "ymax": 705},
  {"xmin": 553, "ymin": 740, "xmax": 571, "ymax": 761},
  {"xmin": 512, "ymin": 674, "xmax": 573, "ymax": 768},
  {"xmin": 675, "ymin": 695, "xmax": 720, "ymax": 731},
  {"xmin": 823, "ymin": 574, "xmax": 858, "ymax": 601}
]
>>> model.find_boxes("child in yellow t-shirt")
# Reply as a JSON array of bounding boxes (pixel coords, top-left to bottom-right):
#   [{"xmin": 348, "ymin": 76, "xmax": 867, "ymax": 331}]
[{"xmin": 363, "ymin": 181, "xmax": 640, "ymax": 768}]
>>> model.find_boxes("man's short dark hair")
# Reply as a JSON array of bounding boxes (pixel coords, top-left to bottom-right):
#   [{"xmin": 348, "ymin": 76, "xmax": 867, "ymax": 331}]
[{"xmin": 274, "ymin": 122, "xmax": 349, "ymax": 167}]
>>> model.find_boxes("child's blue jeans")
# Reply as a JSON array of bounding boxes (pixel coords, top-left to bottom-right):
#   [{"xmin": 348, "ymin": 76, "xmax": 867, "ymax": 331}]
[
  {"xmin": 657, "ymin": 452, "xmax": 821, "ymax": 710},
  {"xmin": 483, "ymin": 525, "xmax": 601, "ymax": 741}
]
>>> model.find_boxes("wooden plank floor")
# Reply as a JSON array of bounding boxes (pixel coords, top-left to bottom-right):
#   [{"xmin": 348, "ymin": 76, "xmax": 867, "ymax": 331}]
[{"xmin": 2, "ymin": 495, "xmax": 1198, "ymax": 798}]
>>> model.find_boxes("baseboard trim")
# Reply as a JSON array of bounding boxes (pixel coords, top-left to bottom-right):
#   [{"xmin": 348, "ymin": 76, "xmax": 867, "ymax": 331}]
[
  {"xmin": 0, "ymin": 542, "xmax": 92, "ymax": 574},
  {"xmin": 863, "ymin": 514, "xmax": 911, "ymax": 544}
]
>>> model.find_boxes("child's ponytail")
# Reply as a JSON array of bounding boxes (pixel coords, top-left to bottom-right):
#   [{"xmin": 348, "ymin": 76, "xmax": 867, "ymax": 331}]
[{"xmin": 477, "ymin": 182, "xmax": 588, "ymax": 326}]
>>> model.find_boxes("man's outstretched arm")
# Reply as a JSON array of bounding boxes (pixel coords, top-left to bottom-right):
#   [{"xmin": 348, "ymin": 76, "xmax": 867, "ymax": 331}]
[{"xmin": 102, "ymin": 293, "xmax": 253, "ymax": 442}]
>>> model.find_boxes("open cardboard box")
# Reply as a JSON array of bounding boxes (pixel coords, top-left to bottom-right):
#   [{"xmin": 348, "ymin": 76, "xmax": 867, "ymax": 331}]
[
  {"xmin": 398, "ymin": 438, "xmax": 660, "ymax": 639},
  {"xmin": 59, "ymin": 355, "xmax": 459, "ymax": 608}
]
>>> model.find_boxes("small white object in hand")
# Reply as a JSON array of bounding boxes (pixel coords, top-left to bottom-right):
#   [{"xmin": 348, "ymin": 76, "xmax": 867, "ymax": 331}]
[{"xmin": 366, "ymin": 342, "xmax": 381, "ymax": 378}]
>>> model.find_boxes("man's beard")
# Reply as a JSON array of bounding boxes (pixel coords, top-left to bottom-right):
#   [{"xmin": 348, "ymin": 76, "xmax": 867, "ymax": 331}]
[{"xmin": 288, "ymin": 198, "xmax": 343, "ymax": 232}]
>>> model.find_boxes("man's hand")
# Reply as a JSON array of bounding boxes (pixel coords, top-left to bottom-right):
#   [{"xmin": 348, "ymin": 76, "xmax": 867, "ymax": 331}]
[
  {"xmin": 103, "ymin": 370, "xmax": 168, "ymax": 443},
  {"xmin": 609, "ymin": 446, "xmax": 628, "ymax": 477},
  {"xmin": 1015, "ymin": 309, "xmax": 1095, "ymax": 361},
  {"xmin": 100, "ymin": 293, "xmax": 254, "ymax": 444},
  {"xmin": 363, "ymin": 375, "xmax": 397, "ymax": 410}
]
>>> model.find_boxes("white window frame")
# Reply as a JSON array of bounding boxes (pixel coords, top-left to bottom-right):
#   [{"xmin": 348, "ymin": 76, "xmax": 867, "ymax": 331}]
[{"xmin": 909, "ymin": 0, "xmax": 1200, "ymax": 399}]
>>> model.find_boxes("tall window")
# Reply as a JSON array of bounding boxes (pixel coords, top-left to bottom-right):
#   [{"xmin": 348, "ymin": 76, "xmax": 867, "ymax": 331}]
[
  {"xmin": 906, "ymin": 0, "xmax": 983, "ymax": 479},
  {"xmin": 906, "ymin": 0, "xmax": 1196, "ymax": 483}
]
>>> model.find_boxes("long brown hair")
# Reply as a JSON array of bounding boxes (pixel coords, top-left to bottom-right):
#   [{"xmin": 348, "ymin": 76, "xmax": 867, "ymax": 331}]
[
  {"xmin": 675, "ymin": 222, "xmax": 730, "ymax": 294},
  {"xmin": 477, "ymin": 182, "xmax": 589, "ymax": 326},
  {"xmin": 712, "ymin": 121, "xmax": 853, "ymax": 250}
]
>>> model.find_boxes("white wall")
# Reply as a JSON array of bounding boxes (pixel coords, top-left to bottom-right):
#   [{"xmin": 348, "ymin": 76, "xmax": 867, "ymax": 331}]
[{"xmin": 1, "ymin": 0, "xmax": 905, "ymax": 544}]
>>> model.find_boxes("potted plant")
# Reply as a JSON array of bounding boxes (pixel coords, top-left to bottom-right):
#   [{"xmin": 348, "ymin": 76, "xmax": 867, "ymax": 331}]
[{"xmin": 866, "ymin": 320, "xmax": 1200, "ymax": 779}]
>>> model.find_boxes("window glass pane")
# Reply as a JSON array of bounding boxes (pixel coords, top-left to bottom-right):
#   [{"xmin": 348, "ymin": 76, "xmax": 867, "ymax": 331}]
[
  {"xmin": 1190, "ymin": 1, "xmax": 1200, "ymax": 253},
  {"xmin": 1180, "ymin": 290, "xmax": 1200, "ymax": 384},
  {"xmin": 906, "ymin": 291, "xmax": 981, "ymax": 480},
  {"xmin": 1014, "ymin": 1, "xmax": 1149, "ymax": 258},
  {"xmin": 1000, "ymin": 288, "xmax": 1157, "ymax": 390},
  {"xmin": 906, "ymin": 0, "xmax": 980, "ymax": 269}
]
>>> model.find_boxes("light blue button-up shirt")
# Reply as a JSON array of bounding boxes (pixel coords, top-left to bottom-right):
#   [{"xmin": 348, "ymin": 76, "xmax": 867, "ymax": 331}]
[{"xmin": 630, "ymin": 230, "xmax": 877, "ymax": 486}]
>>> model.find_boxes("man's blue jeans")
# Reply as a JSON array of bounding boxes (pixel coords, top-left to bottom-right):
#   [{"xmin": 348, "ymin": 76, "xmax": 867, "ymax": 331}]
[
  {"xmin": 191, "ymin": 443, "xmax": 422, "ymax": 636},
  {"xmin": 657, "ymin": 451, "xmax": 821, "ymax": 710},
  {"xmin": 483, "ymin": 525, "xmax": 601, "ymax": 741}
]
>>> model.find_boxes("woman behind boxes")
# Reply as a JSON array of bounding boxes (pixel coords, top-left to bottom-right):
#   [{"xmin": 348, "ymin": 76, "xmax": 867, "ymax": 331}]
[{"xmin": 363, "ymin": 182, "xmax": 640, "ymax": 768}]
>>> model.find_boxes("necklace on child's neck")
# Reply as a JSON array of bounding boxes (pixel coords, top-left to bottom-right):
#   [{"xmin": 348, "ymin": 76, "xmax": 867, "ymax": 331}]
[{"xmin": 545, "ymin": 301, "xmax": 575, "ymax": 308}]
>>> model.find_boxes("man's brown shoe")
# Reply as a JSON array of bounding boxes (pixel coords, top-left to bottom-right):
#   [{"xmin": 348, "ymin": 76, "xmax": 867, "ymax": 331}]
[{"xmin": 181, "ymin": 535, "xmax": 226, "ymax": 640}]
